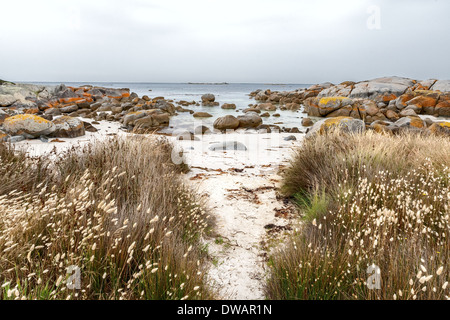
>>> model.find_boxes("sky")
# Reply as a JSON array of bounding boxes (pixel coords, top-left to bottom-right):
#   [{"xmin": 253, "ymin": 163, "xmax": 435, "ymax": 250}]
[{"xmin": 0, "ymin": 0, "xmax": 449, "ymax": 84}]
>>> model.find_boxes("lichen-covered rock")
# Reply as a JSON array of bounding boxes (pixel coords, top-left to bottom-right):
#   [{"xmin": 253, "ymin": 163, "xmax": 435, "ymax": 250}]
[
  {"xmin": 3, "ymin": 114, "xmax": 56, "ymax": 137},
  {"xmin": 309, "ymin": 96, "xmax": 354, "ymax": 117},
  {"xmin": 213, "ymin": 115, "xmax": 240, "ymax": 130},
  {"xmin": 123, "ymin": 110, "xmax": 149, "ymax": 126},
  {"xmin": 306, "ymin": 117, "xmax": 365, "ymax": 137},
  {"xmin": 349, "ymin": 77, "xmax": 415, "ymax": 102},
  {"xmin": 428, "ymin": 121, "xmax": 450, "ymax": 136},
  {"xmin": 134, "ymin": 116, "xmax": 159, "ymax": 131},
  {"xmin": 392, "ymin": 116, "xmax": 426, "ymax": 130},
  {"xmin": 434, "ymin": 100, "xmax": 450, "ymax": 117},
  {"xmin": 237, "ymin": 112, "xmax": 262, "ymax": 128},
  {"xmin": 51, "ymin": 116, "xmax": 85, "ymax": 138}
]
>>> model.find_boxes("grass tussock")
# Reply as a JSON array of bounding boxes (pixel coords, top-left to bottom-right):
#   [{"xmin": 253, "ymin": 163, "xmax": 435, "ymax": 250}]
[
  {"xmin": 0, "ymin": 136, "xmax": 213, "ymax": 300},
  {"xmin": 267, "ymin": 130, "xmax": 450, "ymax": 300}
]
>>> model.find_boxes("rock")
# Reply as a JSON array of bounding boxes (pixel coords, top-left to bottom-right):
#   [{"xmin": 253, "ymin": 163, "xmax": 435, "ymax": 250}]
[
  {"xmin": 111, "ymin": 106, "xmax": 123, "ymax": 114},
  {"xmin": 284, "ymin": 135, "xmax": 297, "ymax": 141},
  {"xmin": 155, "ymin": 100, "xmax": 176, "ymax": 115},
  {"xmin": 213, "ymin": 115, "xmax": 240, "ymax": 130},
  {"xmin": 44, "ymin": 108, "xmax": 62, "ymax": 116},
  {"xmin": 404, "ymin": 104, "xmax": 422, "ymax": 114},
  {"xmin": 370, "ymin": 120, "xmax": 393, "ymax": 134},
  {"xmin": 60, "ymin": 104, "xmax": 79, "ymax": 113},
  {"xmin": 431, "ymin": 80, "xmax": 450, "ymax": 92},
  {"xmin": 273, "ymin": 113, "xmax": 281, "ymax": 117},
  {"xmin": 392, "ymin": 116, "xmax": 426, "ymax": 130},
  {"xmin": 406, "ymin": 96, "xmax": 437, "ymax": 109},
  {"xmin": 51, "ymin": 116, "xmax": 85, "ymax": 138},
  {"xmin": 194, "ymin": 125, "xmax": 212, "ymax": 135},
  {"xmin": 222, "ymin": 103, "xmax": 237, "ymax": 109},
  {"xmin": 362, "ymin": 100, "xmax": 379, "ymax": 116},
  {"xmin": 123, "ymin": 111, "xmax": 149, "ymax": 126},
  {"xmin": 258, "ymin": 103, "xmax": 276, "ymax": 111},
  {"xmin": 150, "ymin": 111, "xmax": 170, "ymax": 125},
  {"xmin": 83, "ymin": 121, "xmax": 98, "ymax": 133},
  {"xmin": 0, "ymin": 130, "xmax": 8, "ymax": 141},
  {"xmin": 399, "ymin": 109, "xmax": 418, "ymax": 117},
  {"xmin": 255, "ymin": 91, "xmax": 269, "ymax": 101},
  {"xmin": 134, "ymin": 116, "xmax": 159, "ymax": 131},
  {"xmin": 0, "ymin": 95, "xmax": 17, "ymax": 107},
  {"xmin": 302, "ymin": 118, "xmax": 314, "ymax": 127},
  {"xmin": 386, "ymin": 110, "xmax": 399, "ymax": 120},
  {"xmin": 0, "ymin": 109, "xmax": 9, "ymax": 124},
  {"xmin": 260, "ymin": 112, "xmax": 270, "ymax": 117},
  {"xmin": 349, "ymin": 77, "xmax": 414, "ymax": 102},
  {"xmin": 428, "ymin": 122, "xmax": 450, "ymax": 136},
  {"xmin": 193, "ymin": 112, "xmax": 213, "ymax": 118},
  {"xmin": 209, "ymin": 141, "xmax": 247, "ymax": 151},
  {"xmin": 237, "ymin": 113, "xmax": 263, "ymax": 128},
  {"xmin": 3, "ymin": 114, "xmax": 56, "ymax": 137},
  {"xmin": 306, "ymin": 117, "xmax": 365, "ymax": 138},
  {"xmin": 285, "ymin": 103, "xmax": 301, "ymax": 111},
  {"xmin": 243, "ymin": 108, "xmax": 261, "ymax": 113},
  {"xmin": 201, "ymin": 94, "xmax": 215, "ymax": 103},
  {"xmin": 176, "ymin": 131, "xmax": 199, "ymax": 141},
  {"xmin": 7, "ymin": 135, "xmax": 26, "ymax": 143},
  {"xmin": 256, "ymin": 124, "xmax": 281, "ymax": 133},
  {"xmin": 435, "ymin": 100, "xmax": 450, "ymax": 117}
]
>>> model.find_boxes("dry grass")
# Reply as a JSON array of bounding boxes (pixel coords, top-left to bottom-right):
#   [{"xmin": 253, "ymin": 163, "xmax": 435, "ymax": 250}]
[
  {"xmin": 0, "ymin": 136, "xmax": 214, "ymax": 300},
  {"xmin": 267, "ymin": 130, "xmax": 450, "ymax": 300}
]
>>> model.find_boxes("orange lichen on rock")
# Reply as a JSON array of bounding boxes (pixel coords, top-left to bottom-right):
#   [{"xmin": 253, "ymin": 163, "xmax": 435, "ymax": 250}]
[
  {"xmin": 25, "ymin": 108, "xmax": 39, "ymax": 114},
  {"xmin": 429, "ymin": 121, "xmax": 450, "ymax": 135},
  {"xmin": 5, "ymin": 114, "xmax": 51, "ymax": 124},
  {"xmin": 59, "ymin": 97, "xmax": 84, "ymax": 104},
  {"xmin": 382, "ymin": 94, "xmax": 397, "ymax": 102},
  {"xmin": 407, "ymin": 96, "xmax": 437, "ymax": 107},
  {"xmin": 435, "ymin": 100, "xmax": 450, "ymax": 116},
  {"xmin": 409, "ymin": 117, "xmax": 425, "ymax": 129},
  {"xmin": 319, "ymin": 97, "xmax": 348, "ymax": 105}
]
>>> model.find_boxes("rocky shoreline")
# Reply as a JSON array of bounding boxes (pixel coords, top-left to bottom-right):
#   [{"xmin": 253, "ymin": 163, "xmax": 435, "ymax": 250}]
[{"xmin": 1, "ymin": 76, "xmax": 449, "ymax": 143}]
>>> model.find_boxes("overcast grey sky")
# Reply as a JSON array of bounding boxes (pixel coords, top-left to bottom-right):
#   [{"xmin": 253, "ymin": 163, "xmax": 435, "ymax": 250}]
[{"xmin": 1, "ymin": 0, "xmax": 449, "ymax": 84}]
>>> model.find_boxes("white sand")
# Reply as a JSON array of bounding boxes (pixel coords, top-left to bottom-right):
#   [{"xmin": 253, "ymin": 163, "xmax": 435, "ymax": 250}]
[{"xmin": 171, "ymin": 131, "xmax": 304, "ymax": 299}]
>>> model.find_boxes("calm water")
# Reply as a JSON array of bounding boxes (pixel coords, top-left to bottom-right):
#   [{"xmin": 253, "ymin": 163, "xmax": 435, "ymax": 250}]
[{"xmin": 31, "ymin": 82, "xmax": 312, "ymax": 132}]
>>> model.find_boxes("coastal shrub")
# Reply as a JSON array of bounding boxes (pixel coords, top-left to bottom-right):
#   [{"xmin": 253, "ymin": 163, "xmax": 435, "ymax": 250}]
[
  {"xmin": 267, "ymin": 130, "xmax": 450, "ymax": 300},
  {"xmin": 0, "ymin": 136, "xmax": 214, "ymax": 300}
]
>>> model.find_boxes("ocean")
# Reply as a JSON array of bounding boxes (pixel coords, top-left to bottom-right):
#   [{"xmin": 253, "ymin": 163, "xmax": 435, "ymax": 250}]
[{"xmin": 30, "ymin": 82, "xmax": 312, "ymax": 132}]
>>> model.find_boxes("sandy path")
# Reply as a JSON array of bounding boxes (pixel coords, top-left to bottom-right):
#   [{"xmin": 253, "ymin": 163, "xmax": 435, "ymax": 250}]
[{"xmin": 174, "ymin": 131, "xmax": 303, "ymax": 300}]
